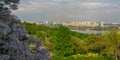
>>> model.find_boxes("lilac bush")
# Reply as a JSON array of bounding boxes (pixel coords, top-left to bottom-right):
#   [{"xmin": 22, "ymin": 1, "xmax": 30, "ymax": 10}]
[{"xmin": 0, "ymin": 0, "xmax": 51, "ymax": 60}]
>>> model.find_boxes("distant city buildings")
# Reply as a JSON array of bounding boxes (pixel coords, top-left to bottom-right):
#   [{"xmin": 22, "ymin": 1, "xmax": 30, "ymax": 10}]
[
  {"xmin": 22, "ymin": 20, "xmax": 120, "ymax": 28},
  {"xmin": 52, "ymin": 21, "xmax": 103, "ymax": 27},
  {"xmin": 63, "ymin": 21, "xmax": 99, "ymax": 27},
  {"xmin": 99, "ymin": 22, "xmax": 104, "ymax": 27}
]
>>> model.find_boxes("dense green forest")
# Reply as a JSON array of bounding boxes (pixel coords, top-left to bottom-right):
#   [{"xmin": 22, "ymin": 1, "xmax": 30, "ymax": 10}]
[{"xmin": 21, "ymin": 22, "xmax": 120, "ymax": 60}]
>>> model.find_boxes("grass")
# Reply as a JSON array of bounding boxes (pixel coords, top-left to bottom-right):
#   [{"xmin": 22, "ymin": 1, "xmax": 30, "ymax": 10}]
[{"xmin": 53, "ymin": 56, "xmax": 116, "ymax": 60}]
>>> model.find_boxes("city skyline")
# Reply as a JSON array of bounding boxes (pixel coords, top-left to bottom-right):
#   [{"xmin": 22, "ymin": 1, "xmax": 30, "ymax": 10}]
[{"xmin": 13, "ymin": 0, "xmax": 120, "ymax": 23}]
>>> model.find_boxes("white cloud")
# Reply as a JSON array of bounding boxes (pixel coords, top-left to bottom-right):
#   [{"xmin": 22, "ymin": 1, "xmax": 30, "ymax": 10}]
[
  {"xmin": 13, "ymin": 0, "xmax": 120, "ymax": 14},
  {"xmin": 12, "ymin": 0, "xmax": 120, "ymax": 22},
  {"xmin": 52, "ymin": 0, "xmax": 74, "ymax": 2},
  {"xmin": 64, "ymin": 2, "xmax": 113, "ymax": 9},
  {"xmin": 13, "ymin": 1, "xmax": 54, "ymax": 13},
  {"xmin": 80, "ymin": 2, "xmax": 111, "ymax": 8}
]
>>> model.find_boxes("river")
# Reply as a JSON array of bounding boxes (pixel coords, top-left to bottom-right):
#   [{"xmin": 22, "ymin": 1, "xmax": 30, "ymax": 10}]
[{"xmin": 71, "ymin": 29, "xmax": 107, "ymax": 34}]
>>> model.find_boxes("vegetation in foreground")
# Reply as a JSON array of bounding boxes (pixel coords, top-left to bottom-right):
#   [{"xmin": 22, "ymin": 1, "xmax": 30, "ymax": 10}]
[{"xmin": 22, "ymin": 22, "xmax": 120, "ymax": 60}]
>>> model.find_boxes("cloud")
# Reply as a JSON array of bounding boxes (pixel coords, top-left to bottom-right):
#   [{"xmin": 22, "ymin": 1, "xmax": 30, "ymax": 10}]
[
  {"xmin": 13, "ymin": 1, "xmax": 54, "ymax": 13},
  {"xmin": 52, "ymin": 0, "xmax": 74, "ymax": 2},
  {"xmin": 80, "ymin": 2, "xmax": 111, "ymax": 8},
  {"xmin": 13, "ymin": 0, "xmax": 119, "ymax": 13},
  {"xmin": 12, "ymin": 0, "xmax": 120, "ymax": 22},
  {"xmin": 23, "ymin": 2, "xmax": 46, "ymax": 11}
]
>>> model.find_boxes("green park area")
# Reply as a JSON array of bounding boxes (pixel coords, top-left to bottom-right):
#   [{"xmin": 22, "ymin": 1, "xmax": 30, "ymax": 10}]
[{"xmin": 22, "ymin": 22, "xmax": 120, "ymax": 60}]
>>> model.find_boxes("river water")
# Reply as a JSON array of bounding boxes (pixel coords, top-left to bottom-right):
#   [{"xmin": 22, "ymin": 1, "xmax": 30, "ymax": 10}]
[{"xmin": 71, "ymin": 29, "xmax": 107, "ymax": 34}]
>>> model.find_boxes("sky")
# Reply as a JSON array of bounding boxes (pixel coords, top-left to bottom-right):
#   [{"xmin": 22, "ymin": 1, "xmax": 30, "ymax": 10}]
[{"xmin": 13, "ymin": 0, "xmax": 120, "ymax": 23}]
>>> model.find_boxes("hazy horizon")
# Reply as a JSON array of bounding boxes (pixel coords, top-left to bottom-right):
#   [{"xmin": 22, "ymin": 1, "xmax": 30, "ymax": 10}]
[{"xmin": 13, "ymin": 0, "xmax": 120, "ymax": 23}]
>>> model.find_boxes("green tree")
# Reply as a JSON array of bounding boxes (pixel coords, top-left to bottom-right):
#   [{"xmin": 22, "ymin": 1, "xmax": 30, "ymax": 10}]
[
  {"xmin": 54, "ymin": 26, "xmax": 74, "ymax": 56},
  {"xmin": 71, "ymin": 36, "xmax": 87, "ymax": 54},
  {"xmin": 104, "ymin": 30, "xmax": 120, "ymax": 56},
  {"xmin": 87, "ymin": 34, "xmax": 107, "ymax": 53},
  {"xmin": 36, "ymin": 31, "xmax": 48, "ymax": 40}
]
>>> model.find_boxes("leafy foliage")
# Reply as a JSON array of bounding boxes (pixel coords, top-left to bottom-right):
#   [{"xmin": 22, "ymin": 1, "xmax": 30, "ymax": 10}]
[
  {"xmin": 0, "ymin": 0, "xmax": 51, "ymax": 60},
  {"xmin": 22, "ymin": 22, "xmax": 120, "ymax": 60},
  {"xmin": 0, "ymin": 0, "xmax": 19, "ymax": 10},
  {"xmin": 54, "ymin": 26, "xmax": 74, "ymax": 56}
]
